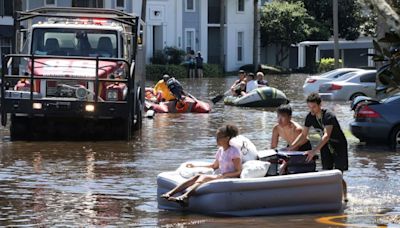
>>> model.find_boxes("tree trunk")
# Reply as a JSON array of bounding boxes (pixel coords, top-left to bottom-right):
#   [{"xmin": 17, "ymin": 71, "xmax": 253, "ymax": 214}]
[
  {"xmin": 253, "ymin": 0, "xmax": 259, "ymax": 72},
  {"xmin": 219, "ymin": 0, "xmax": 225, "ymax": 72}
]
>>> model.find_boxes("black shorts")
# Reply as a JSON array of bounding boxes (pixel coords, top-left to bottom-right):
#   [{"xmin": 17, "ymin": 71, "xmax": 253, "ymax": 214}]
[
  {"xmin": 297, "ymin": 140, "xmax": 312, "ymax": 151},
  {"xmin": 320, "ymin": 141, "xmax": 348, "ymax": 171}
]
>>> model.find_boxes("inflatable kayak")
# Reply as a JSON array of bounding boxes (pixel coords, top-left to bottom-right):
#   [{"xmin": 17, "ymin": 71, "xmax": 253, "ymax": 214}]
[
  {"xmin": 145, "ymin": 97, "xmax": 210, "ymax": 113},
  {"xmin": 157, "ymin": 164, "xmax": 343, "ymax": 216},
  {"xmin": 224, "ymin": 86, "xmax": 289, "ymax": 107},
  {"xmin": 145, "ymin": 87, "xmax": 210, "ymax": 113}
]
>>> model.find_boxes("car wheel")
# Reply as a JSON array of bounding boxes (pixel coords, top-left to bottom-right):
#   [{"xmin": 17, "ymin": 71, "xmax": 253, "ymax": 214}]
[
  {"xmin": 390, "ymin": 125, "xmax": 400, "ymax": 150},
  {"xmin": 350, "ymin": 92, "xmax": 365, "ymax": 101}
]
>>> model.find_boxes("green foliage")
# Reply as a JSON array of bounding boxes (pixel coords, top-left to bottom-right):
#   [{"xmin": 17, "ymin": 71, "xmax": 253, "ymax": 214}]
[
  {"xmin": 260, "ymin": 1, "xmax": 316, "ymax": 47},
  {"xmin": 146, "ymin": 64, "xmax": 186, "ymax": 81},
  {"xmin": 291, "ymin": 0, "xmax": 365, "ymax": 40},
  {"xmin": 317, "ymin": 58, "xmax": 343, "ymax": 72},
  {"xmin": 259, "ymin": 1, "xmax": 329, "ymax": 66},
  {"xmin": 146, "ymin": 64, "xmax": 222, "ymax": 81},
  {"xmin": 149, "ymin": 46, "xmax": 186, "ymax": 65},
  {"xmin": 203, "ymin": 64, "xmax": 223, "ymax": 78}
]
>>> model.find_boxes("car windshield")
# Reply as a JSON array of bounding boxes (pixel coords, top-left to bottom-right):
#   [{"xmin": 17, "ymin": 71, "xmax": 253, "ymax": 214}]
[
  {"xmin": 333, "ymin": 72, "xmax": 358, "ymax": 81},
  {"xmin": 32, "ymin": 28, "xmax": 118, "ymax": 58}
]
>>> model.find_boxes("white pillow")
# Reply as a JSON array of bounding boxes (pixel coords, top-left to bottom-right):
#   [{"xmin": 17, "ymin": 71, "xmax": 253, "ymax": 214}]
[
  {"xmin": 230, "ymin": 135, "xmax": 258, "ymax": 163},
  {"xmin": 240, "ymin": 160, "xmax": 270, "ymax": 178},
  {"xmin": 177, "ymin": 161, "xmax": 214, "ymax": 179}
]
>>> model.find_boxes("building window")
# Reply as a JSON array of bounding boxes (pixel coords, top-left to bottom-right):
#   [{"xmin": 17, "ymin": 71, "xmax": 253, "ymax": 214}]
[
  {"xmin": 237, "ymin": 0, "xmax": 244, "ymax": 12},
  {"xmin": 45, "ymin": 0, "xmax": 56, "ymax": 6},
  {"xmin": 116, "ymin": 0, "xmax": 125, "ymax": 9},
  {"xmin": 185, "ymin": 29, "xmax": 195, "ymax": 52},
  {"xmin": 0, "ymin": 0, "xmax": 14, "ymax": 16},
  {"xmin": 185, "ymin": 0, "xmax": 195, "ymax": 12},
  {"xmin": 237, "ymin": 32, "xmax": 243, "ymax": 62}
]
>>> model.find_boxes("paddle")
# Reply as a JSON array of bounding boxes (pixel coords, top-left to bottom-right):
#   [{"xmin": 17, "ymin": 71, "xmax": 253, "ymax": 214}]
[{"xmin": 211, "ymin": 84, "xmax": 240, "ymax": 104}]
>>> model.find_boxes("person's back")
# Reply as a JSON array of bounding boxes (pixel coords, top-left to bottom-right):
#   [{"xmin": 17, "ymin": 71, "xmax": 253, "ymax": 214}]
[
  {"xmin": 195, "ymin": 55, "xmax": 203, "ymax": 68},
  {"xmin": 166, "ymin": 77, "xmax": 184, "ymax": 101}
]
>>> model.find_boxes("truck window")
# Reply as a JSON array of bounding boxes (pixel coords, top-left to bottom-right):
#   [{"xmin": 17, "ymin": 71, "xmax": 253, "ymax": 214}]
[{"xmin": 31, "ymin": 28, "xmax": 118, "ymax": 58}]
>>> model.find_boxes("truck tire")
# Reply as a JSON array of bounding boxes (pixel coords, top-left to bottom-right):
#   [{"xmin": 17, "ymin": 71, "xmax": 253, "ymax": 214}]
[
  {"xmin": 10, "ymin": 115, "xmax": 30, "ymax": 141},
  {"xmin": 133, "ymin": 101, "xmax": 143, "ymax": 131}
]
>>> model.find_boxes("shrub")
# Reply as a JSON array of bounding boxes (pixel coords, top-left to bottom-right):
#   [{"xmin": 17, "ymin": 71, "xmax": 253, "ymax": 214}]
[
  {"xmin": 203, "ymin": 64, "xmax": 222, "ymax": 77},
  {"xmin": 146, "ymin": 63, "xmax": 223, "ymax": 80},
  {"xmin": 317, "ymin": 58, "xmax": 343, "ymax": 72},
  {"xmin": 164, "ymin": 47, "xmax": 186, "ymax": 65},
  {"xmin": 150, "ymin": 50, "xmax": 167, "ymax": 65},
  {"xmin": 146, "ymin": 64, "xmax": 186, "ymax": 81},
  {"xmin": 150, "ymin": 46, "xmax": 186, "ymax": 65}
]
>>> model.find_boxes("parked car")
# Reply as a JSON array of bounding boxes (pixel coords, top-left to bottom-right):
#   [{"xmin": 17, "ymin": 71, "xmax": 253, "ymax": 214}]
[
  {"xmin": 318, "ymin": 70, "xmax": 377, "ymax": 101},
  {"xmin": 303, "ymin": 68, "xmax": 362, "ymax": 95},
  {"xmin": 350, "ymin": 94, "xmax": 400, "ymax": 149}
]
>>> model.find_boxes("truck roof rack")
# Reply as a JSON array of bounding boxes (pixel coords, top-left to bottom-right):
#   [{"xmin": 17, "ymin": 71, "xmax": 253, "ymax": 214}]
[{"xmin": 18, "ymin": 7, "xmax": 138, "ymax": 26}]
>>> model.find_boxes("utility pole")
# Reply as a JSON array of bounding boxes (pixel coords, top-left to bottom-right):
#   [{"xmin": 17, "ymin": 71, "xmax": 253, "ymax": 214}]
[
  {"xmin": 333, "ymin": 0, "xmax": 340, "ymax": 68},
  {"xmin": 219, "ymin": 0, "xmax": 225, "ymax": 73},
  {"xmin": 253, "ymin": 0, "xmax": 259, "ymax": 72}
]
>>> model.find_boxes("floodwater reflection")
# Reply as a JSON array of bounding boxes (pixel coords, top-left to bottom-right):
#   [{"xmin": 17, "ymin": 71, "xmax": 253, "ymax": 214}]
[{"xmin": 0, "ymin": 75, "xmax": 399, "ymax": 226}]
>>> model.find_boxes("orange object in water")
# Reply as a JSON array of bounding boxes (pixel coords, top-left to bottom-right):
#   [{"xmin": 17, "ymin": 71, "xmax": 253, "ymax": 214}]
[{"xmin": 175, "ymin": 101, "xmax": 190, "ymax": 113}]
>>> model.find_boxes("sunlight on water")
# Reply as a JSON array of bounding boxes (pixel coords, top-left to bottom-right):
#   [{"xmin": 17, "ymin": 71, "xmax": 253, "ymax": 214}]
[{"xmin": 0, "ymin": 75, "xmax": 399, "ymax": 226}]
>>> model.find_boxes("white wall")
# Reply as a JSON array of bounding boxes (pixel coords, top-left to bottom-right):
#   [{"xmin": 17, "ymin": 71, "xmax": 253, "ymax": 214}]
[
  {"xmin": 225, "ymin": 0, "xmax": 254, "ymax": 71},
  {"xmin": 142, "ymin": 0, "xmax": 179, "ymax": 63}
]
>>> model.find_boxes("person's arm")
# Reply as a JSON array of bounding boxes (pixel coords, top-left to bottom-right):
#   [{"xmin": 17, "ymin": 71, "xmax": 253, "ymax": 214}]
[
  {"xmin": 288, "ymin": 126, "xmax": 309, "ymax": 151},
  {"xmin": 270, "ymin": 125, "xmax": 279, "ymax": 149},
  {"xmin": 186, "ymin": 159, "xmax": 219, "ymax": 169},
  {"xmin": 218, "ymin": 158, "xmax": 242, "ymax": 178},
  {"xmin": 305, "ymin": 125, "xmax": 333, "ymax": 161}
]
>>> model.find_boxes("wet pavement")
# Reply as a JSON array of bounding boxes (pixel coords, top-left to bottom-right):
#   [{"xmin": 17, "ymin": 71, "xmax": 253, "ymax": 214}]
[{"xmin": 0, "ymin": 75, "xmax": 399, "ymax": 227}]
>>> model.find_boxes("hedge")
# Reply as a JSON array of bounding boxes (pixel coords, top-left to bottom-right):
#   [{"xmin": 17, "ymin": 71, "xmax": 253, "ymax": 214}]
[
  {"xmin": 317, "ymin": 58, "xmax": 343, "ymax": 73},
  {"xmin": 146, "ymin": 64, "xmax": 222, "ymax": 81}
]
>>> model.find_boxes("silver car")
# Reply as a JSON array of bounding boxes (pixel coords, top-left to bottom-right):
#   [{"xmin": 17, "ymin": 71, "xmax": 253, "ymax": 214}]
[
  {"xmin": 318, "ymin": 70, "xmax": 377, "ymax": 101},
  {"xmin": 303, "ymin": 68, "xmax": 362, "ymax": 95}
]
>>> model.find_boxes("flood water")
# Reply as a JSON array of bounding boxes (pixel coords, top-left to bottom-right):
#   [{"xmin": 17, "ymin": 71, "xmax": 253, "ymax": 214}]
[{"xmin": 0, "ymin": 75, "xmax": 399, "ymax": 227}]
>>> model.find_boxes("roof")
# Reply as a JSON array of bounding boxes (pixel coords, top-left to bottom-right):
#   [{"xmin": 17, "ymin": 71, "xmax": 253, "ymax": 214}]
[{"xmin": 298, "ymin": 38, "xmax": 374, "ymax": 50}]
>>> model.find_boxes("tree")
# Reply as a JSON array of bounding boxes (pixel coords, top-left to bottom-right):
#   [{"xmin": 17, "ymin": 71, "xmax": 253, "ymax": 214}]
[
  {"xmin": 259, "ymin": 1, "xmax": 328, "ymax": 66},
  {"xmin": 291, "ymin": 0, "xmax": 366, "ymax": 40}
]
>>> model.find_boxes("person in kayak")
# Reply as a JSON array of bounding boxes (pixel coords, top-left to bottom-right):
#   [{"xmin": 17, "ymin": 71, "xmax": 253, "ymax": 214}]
[
  {"xmin": 230, "ymin": 70, "xmax": 246, "ymax": 95},
  {"xmin": 245, "ymin": 73, "xmax": 258, "ymax": 93},
  {"xmin": 256, "ymin": 72, "xmax": 269, "ymax": 87},
  {"xmin": 153, "ymin": 74, "xmax": 176, "ymax": 102},
  {"xmin": 270, "ymin": 104, "xmax": 311, "ymax": 151},
  {"xmin": 160, "ymin": 125, "xmax": 242, "ymax": 207}
]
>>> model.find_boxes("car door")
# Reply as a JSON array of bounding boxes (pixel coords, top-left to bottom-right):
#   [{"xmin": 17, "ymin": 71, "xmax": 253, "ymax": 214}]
[{"xmin": 359, "ymin": 72, "xmax": 377, "ymax": 97}]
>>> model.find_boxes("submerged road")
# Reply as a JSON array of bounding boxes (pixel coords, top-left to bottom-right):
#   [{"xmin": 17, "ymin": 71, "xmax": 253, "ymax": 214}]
[{"xmin": 0, "ymin": 75, "xmax": 399, "ymax": 227}]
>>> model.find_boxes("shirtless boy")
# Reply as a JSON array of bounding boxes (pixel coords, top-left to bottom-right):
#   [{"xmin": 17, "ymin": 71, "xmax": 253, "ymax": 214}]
[{"xmin": 270, "ymin": 105, "xmax": 311, "ymax": 151}]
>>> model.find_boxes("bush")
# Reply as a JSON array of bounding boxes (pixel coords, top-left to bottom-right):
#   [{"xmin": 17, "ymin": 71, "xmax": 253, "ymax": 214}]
[
  {"xmin": 150, "ymin": 46, "xmax": 186, "ymax": 65},
  {"xmin": 164, "ymin": 47, "xmax": 186, "ymax": 65},
  {"xmin": 318, "ymin": 58, "xmax": 343, "ymax": 72},
  {"xmin": 146, "ymin": 63, "xmax": 223, "ymax": 80},
  {"xmin": 146, "ymin": 64, "xmax": 186, "ymax": 81},
  {"xmin": 203, "ymin": 64, "xmax": 222, "ymax": 77}
]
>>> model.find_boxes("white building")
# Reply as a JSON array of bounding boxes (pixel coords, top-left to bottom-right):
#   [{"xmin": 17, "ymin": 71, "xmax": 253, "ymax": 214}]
[
  {"xmin": 15, "ymin": 0, "xmax": 255, "ymax": 72},
  {"xmin": 133, "ymin": 0, "xmax": 255, "ymax": 71},
  {"xmin": 0, "ymin": 0, "xmax": 14, "ymax": 62}
]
